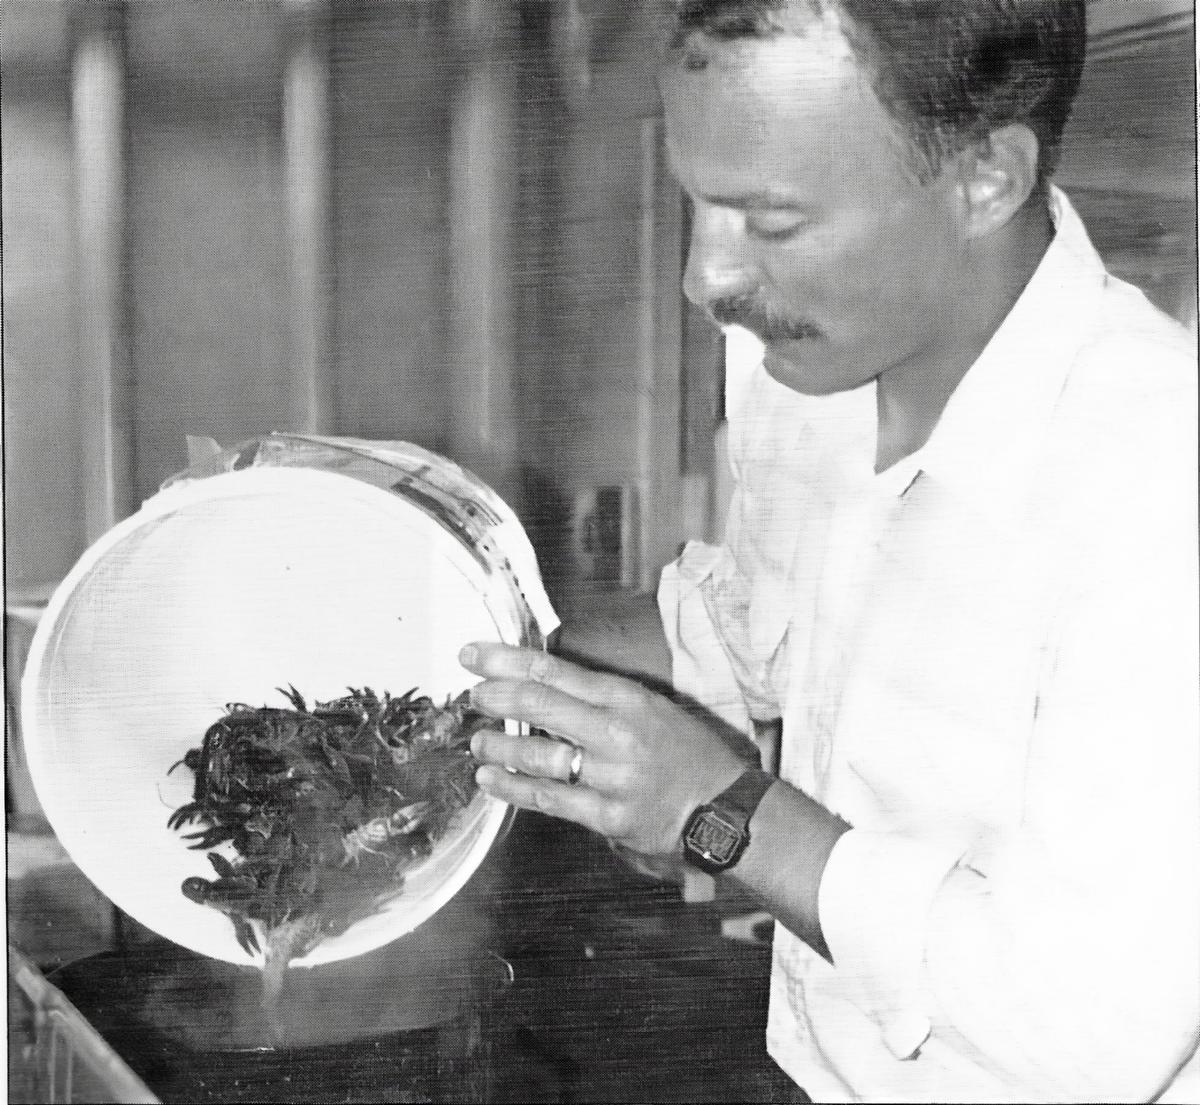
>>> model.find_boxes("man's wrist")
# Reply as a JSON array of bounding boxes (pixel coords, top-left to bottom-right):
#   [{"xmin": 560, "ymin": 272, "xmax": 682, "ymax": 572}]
[
  {"xmin": 681, "ymin": 768, "xmax": 777, "ymax": 875},
  {"xmin": 728, "ymin": 779, "xmax": 852, "ymax": 962}
]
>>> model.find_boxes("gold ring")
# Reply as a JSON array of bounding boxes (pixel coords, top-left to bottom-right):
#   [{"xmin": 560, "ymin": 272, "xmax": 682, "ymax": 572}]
[{"xmin": 567, "ymin": 746, "xmax": 584, "ymax": 787}]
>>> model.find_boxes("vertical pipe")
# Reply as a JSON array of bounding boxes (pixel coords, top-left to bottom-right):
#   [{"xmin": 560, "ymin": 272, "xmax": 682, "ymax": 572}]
[
  {"xmin": 448, "ymin": 0, "xmax": 520, "ymax": 505},
  {"xmin": 72, "ymin": 0, "xmax": 132, "ymax": 540},
  {"xmin": 635, "ymin": 116, "xmax": 660, "ymax": 592},
  {"xmin": 283, "ymin": 0, "xmax": 333, "ymax": 434},
  {"xmin": 635, "ymin": 115, "xmax": 683, "ymax": 592}
]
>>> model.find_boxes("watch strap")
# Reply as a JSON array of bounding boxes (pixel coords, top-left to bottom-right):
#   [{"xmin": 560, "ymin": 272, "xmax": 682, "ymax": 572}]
[{"xmin": 715, "ymin": 768, "xmax": 777, "ymax": 821}]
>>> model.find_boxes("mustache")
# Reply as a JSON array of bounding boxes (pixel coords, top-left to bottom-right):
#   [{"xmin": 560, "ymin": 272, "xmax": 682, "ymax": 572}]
[{"xmin": 708, "ymin": 296, "xmax": 823, "ymax": 342}]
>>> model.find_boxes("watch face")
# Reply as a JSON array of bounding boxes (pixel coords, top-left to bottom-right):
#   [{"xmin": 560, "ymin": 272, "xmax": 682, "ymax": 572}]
[{"xmin": 685, "ymin": 809, "xmax": 742, "ymax": 865}]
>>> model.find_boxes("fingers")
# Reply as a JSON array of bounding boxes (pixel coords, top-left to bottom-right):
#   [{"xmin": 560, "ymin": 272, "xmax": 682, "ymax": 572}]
[
  {"xmin": 467, "ymin": 673, "xmax": 616, "ymax": 753},
  {"xmin": 471, "ymin": 728, "xmax": 590, "ymax": 787},
  {"xmin": 459, "ymin": 642, "xmax": 643, "ymax": 712},
  {"xmin": 475, "ymin": 763, "xmax": 622, "ymax": 838}
]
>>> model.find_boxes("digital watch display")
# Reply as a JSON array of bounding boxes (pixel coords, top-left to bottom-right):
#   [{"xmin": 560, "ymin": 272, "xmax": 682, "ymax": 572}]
[{"xmin": 681, "ymin": 769, "xmax": 776, "ymax": 875}]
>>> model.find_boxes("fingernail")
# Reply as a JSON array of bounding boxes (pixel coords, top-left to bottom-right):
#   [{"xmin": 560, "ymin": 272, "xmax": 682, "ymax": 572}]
[
  {"xmin": 470, "ymin": 732, "xmax": 485, "ymax": 758},
  {"xmin": 475, "ymin": 765, "xmax": 497, "ymax": 789},
  {"xmin": 459, "ymin": 644, "xmax": 478, "ymax": 667}
]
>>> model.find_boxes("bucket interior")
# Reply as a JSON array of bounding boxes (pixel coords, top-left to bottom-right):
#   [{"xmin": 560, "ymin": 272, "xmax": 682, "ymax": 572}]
[{"xmin": 23, "ymin": 468, "xmax": 510, "ymax": 967}]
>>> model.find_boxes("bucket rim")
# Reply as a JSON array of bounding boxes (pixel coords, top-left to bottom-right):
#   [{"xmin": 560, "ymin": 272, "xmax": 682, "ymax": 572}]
[{"xmin": 19, "ymin": 464, "xmax": 514, "ymax": 967}]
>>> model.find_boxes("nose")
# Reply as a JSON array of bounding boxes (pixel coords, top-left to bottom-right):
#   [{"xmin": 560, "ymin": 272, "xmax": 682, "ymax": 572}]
[{"xmin": 682, "ymin": 203, "xmax": 759, "ymax": 310}]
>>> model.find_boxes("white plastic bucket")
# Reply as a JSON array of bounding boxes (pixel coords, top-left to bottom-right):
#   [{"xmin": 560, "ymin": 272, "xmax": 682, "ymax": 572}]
[{"xmin": 22, "ymin": 439, "xmax": 556, "ymax": 968}]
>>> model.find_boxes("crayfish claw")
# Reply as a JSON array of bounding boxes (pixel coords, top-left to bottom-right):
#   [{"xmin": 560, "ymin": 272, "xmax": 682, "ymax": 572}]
[
  {"xmin": 278, "ymin": 685, "xmax": 308, "ymax": 714},
  {"xmin": 394, "ymin": 800, "xmax": 431, "ymax": 834},
  {"xmin": 234, "ymin": 919, "xmax": 261, "ymax": 957},
  {"xmin": 184, "ymin": 825, "xmax": 236, "ymax": 850},
  {"xmin": 208, "ymin": 851, "xmax": 239, "ymax": 880},
  {"xmin": 181, "ymin": 876, "xmax": 212, "ymax": 905}
]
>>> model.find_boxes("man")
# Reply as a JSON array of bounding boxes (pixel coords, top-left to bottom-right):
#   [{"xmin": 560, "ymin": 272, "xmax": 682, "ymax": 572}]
[{"xmin": 461, "ymin": 1, "xmax": 1200, "ymax": 1100}]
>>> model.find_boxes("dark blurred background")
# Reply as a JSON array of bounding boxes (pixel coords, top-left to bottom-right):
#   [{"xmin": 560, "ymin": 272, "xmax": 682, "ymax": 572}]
[
  {"xmin": 4, "ymin": 0, "xmax": 726, "ymax": 616},
  {"xmin": 5, "ymin": 0, "xmax": 1193, "ymax": 608}
]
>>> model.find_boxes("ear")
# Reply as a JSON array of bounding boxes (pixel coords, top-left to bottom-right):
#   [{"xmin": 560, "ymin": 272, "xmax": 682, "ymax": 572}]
[{"xmin": 956, "ymin": 123, "xmax": 1041, "ymax": 239}]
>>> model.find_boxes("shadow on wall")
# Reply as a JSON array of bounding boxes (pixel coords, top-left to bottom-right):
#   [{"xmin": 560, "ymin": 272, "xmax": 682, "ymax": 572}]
[{"xmin": 519, "ymin": 463, "xmax": 573, "ymax": 614}]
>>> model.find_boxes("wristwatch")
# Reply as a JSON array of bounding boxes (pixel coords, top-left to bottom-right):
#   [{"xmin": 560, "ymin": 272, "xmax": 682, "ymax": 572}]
[{"xmin": 681, "ymin": 769, "xmax": 776, "ymax": 875}]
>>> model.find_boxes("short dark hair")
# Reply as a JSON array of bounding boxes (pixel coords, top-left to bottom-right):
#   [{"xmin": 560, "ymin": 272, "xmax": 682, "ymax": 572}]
[{"xmin": 668, "ymin": 0, "xmax": 1088, "ymax": 186}]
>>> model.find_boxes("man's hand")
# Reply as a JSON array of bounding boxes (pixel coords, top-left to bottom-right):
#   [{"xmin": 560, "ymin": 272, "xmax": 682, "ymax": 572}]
[{"xmin": 460, "ymin": 641, "xmax": 752, "ymax": 865}]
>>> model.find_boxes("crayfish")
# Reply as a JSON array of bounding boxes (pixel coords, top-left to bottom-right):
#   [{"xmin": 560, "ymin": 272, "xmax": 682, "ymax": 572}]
[{"xmin": 167, "ymin": 684, "xmax": 497, "ymax": 1041}]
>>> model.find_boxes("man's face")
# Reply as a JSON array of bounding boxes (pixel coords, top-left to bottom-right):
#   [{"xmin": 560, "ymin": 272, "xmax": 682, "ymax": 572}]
[{"xmin": 662, "ymin": 16, "xmax": 970, "ymax": 397}]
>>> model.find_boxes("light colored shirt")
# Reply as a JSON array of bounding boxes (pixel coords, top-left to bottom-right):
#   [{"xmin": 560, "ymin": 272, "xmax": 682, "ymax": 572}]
[{"xmin": 658, "ymin": 189, "xmax": 1200, "ymax": 1103}]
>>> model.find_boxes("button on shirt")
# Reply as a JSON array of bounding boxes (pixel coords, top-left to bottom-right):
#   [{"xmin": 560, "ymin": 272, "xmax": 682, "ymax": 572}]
[{"xmin": 658, "ymin": 189, "xmax": 1199, "ymax": 1103}]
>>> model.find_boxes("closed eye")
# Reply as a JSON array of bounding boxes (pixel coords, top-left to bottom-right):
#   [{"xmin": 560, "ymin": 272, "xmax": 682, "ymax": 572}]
[{"xmin": 745, "ymin": 210, "xmax": 808, "ymax": 241}]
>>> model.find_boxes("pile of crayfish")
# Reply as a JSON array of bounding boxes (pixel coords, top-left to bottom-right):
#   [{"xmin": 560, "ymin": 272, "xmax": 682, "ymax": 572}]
[{"xmin": 167, "ymin": 684, "xmax": 496, "ymax": 1029}]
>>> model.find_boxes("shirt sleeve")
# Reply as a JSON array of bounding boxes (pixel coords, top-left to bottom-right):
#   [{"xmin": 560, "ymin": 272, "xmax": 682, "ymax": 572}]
[
  {"xmin": 656, "ymin": 521, "xmax": 790, "ymax": 729},
  {"xmin": 818, "ymin": 403, "xmax": 1200, "ymax": 1101},
  {"xmin": 658, "ymin": 369, "xmax": 876, "ymax": 734},
  {"xmin": 658, "ymin": 539, "xmax": 760, "ymax": 732},
  {"xmin": 657, "ymin": 380, "xmax": 791, "ymax": 730}
]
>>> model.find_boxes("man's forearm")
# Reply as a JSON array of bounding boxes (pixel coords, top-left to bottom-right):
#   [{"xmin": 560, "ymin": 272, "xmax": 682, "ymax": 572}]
[{"xmin": 726, "ymin": 779, "xmax": 852, "ymax": 962}]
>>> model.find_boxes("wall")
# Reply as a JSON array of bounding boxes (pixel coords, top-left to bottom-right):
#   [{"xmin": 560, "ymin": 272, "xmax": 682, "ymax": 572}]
[
  {"xmin": 3, "ymin": 4, "xmax": 84, "ymax": 592},
  {"xmin": 1058, "ymin": 3, "xmax": 1197, "ymax": 325},
  {"xmin": 126, "ymin": 1, "xmax": 292, "ymax": 503},
  {"xmin": 125, "ymin": 2, "xmax": 469, "ymax": 499},
  {"xmin": 330, "ymin": 3, "xmax": 454, "ymax": 451},
  {"xmin": 3, "ymin": 1, "xmax": 469, "ymax": 590},
  {"xmin": 518, "ymin": 3, "xmax": 696, "ymax": 599}
]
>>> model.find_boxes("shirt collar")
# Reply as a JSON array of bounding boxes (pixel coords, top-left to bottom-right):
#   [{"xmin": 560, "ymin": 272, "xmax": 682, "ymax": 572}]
[{"xmin": 898, "ymin": 187, "xmax": 1109, "ymax": 527}]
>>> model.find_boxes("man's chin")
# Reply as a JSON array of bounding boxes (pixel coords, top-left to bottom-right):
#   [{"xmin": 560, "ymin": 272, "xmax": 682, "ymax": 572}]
[{"xmin": 762, "ymin": 342, "xmax": 863, "ymax": 397}]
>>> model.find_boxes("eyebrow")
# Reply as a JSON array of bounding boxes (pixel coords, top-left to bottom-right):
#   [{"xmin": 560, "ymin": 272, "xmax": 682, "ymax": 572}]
[
  {"xmin": 663, "ymin": 141, "xmax": 811, "ymax": 211},
  {"xmin": 688, "ymin": 188, "xmax": 810, "ymax": 210}
]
